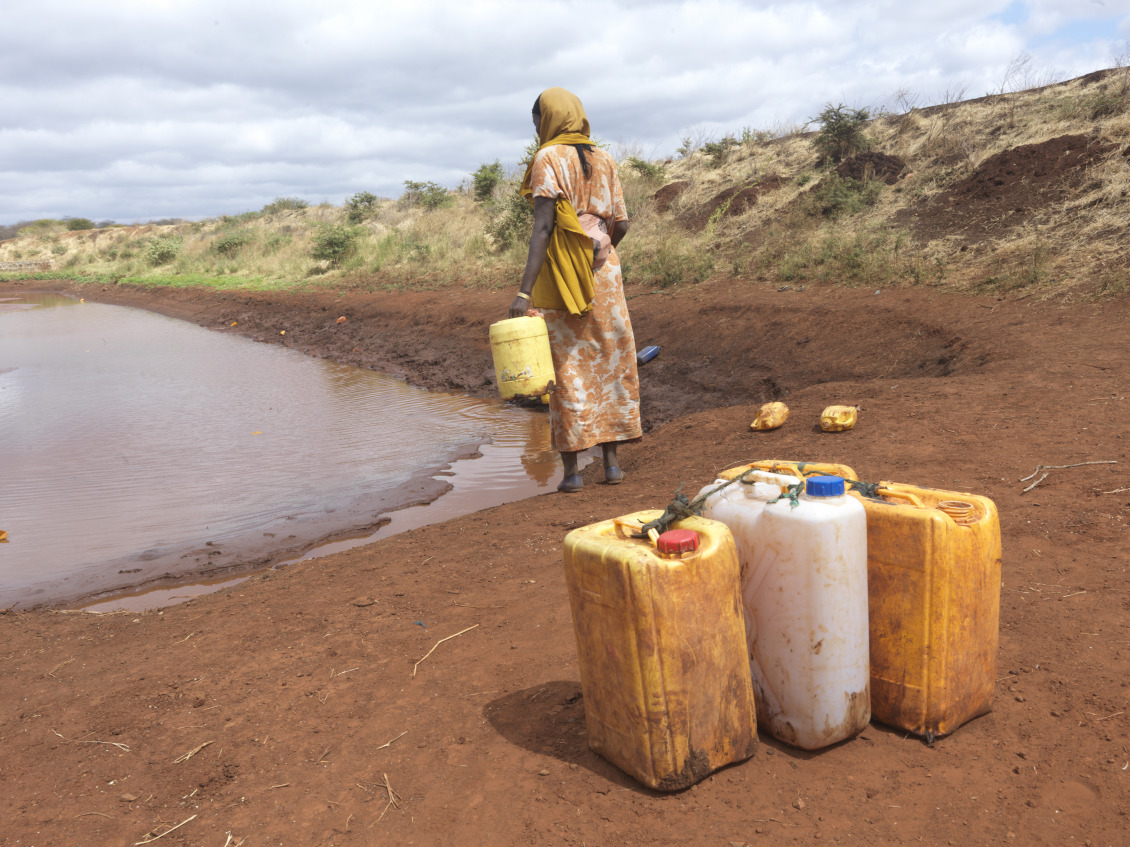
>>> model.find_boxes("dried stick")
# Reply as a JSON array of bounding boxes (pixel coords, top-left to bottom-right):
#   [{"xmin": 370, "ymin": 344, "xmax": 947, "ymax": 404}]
[
  {"xmin": 134, "ymin": 814, "xmax": 196, "ymax": 844},
  {"xmin": 46, "ymin": 658, "xmax": 75, "ymax": 677},
  {"xmin": 1021, "ymin": 472, "xmax": 1049, "ymax": 493},
  {"xmin": 172, "ymin": 741, "xmax": 213, "ymax": 764},
  {"xmin": 412, "ymin": 624, "xmax": 479, "ymax": 677},
  {"xmin": 377, "ymin": 731, "xmax": 407, "ymax": 750},
  {"xmin": 1101, "ymin": 486, "xmax": 1130, "ymax": 495},
  {"xmin": 1019, "ymin": 460, "xmax": 1116, "ymax": 481}
]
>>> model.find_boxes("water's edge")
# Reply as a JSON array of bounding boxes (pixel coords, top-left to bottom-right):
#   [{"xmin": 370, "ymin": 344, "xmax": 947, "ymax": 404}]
[{"xmin": 1, "ymin": 285, "xmax": 553, "ymax": 611}]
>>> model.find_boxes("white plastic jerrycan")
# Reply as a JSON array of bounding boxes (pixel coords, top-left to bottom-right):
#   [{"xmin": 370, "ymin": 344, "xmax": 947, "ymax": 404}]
[{"xmin": 699, "ymin": 473, "xmax": 870, "ymax": 750}]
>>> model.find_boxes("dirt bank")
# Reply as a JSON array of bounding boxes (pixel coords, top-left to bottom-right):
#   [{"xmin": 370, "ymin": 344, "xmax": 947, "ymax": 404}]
[{"xmin": 1, "ymin": 278, "xmax": 1128, "ymax": 845}]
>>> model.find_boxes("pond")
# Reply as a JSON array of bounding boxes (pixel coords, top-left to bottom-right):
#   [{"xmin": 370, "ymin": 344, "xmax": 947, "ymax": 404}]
[{"xmin": 0, "ymin": 293, "xmax": 561, "ymax": 609}]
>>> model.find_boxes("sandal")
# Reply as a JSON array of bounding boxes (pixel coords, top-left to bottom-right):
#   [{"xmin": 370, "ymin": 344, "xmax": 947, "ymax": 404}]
[
  {"xmin": 558, "ymin": 474, "xmax": 584, "ymax": 493},
  {"xmin": 604, "ymin": 466, "xmax": 625, "ymax": 485}
]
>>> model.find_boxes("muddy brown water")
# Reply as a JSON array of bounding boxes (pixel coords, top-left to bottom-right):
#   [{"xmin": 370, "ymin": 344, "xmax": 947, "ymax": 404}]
[{"xmin": 0, "ymin": 293, "xmax": 562, "ymax": 609}]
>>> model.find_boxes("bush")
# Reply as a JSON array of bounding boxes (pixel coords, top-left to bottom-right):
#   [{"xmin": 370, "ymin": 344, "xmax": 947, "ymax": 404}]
[
  {"xmin": 311, "ymin": 223, "xmax": 362, "ymax": 265},
  {"xmin": 145, "ymin": 234, "xmax": 183, "ymax": 265},
  {"xmin": 214, "ymin": 230, "xmax": 252, "ymax": 255},
  {"xmin": 345, "ymin": 191, "xmax": 381, "ymax": 223},
  {"xmin": 485, "ymin": 191, "xmax": 533, "ymax": 250},
  {"xmin": 261, "ymin": 197, "xmax": 308, "ymax": 215},
  {"xmin": 64, "ymin": 217, "xmax": 95, "ymax": 231},
  {"xmin": 812, "ymin": 104, "xmax": 871, "ymax": 164},
  {"xmin": 472, "ymin": 161, "xmax": 505, "ymax": 203},
  {"xmin": 17, "ymin": 219, "xmax": 66, "ymax": 237},
  {"xmin": 625, "ymin": 157, "xmax": 665, "ymax": 180},
  {"xmin": 801, "ymin": 174, "xmax": 884, "ymax": 218},
  {"xmin": 402, "ymin": 180, "xmax": 453, "ymax": 210},
  {"xmin": 701, "ymin": 135, "xmax": 741, "ymax": 166},
  {"xmin": 50, "ymin": 242, "xmax": 67, "ymax": 255}
]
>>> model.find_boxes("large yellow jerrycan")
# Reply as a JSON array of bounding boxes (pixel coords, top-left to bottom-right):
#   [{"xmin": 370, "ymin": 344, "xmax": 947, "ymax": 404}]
[
  {"xmin": 718, "ymin": 459, "xmax": 858, "ymax": 483},
  {"xmin": 848, "ymin": 481, "xmax": 1001, "ymax": 741},
  {"xmin": 488, "ymin": 316, "xmax": 555, "ymax": 401},
  {"xmin": 563, "ymin": 510, "xmax": 758, "ymax": 791}
]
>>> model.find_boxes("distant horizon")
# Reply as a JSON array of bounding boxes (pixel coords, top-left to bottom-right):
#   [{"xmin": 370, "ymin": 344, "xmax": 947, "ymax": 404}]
[{"xmin": 2, "ymin": 0, "xmax": 1127, "ymax": 223}]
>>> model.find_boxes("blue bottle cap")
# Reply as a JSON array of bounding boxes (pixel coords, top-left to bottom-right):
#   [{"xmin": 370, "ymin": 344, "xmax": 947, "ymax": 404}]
[{"xmin": 806, "ymin": 475, "xmax": 845, "ymax": 497}]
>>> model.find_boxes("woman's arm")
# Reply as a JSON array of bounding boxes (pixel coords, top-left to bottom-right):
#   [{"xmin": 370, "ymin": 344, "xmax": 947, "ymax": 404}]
[
  {"xmin": 509, "ymin": 195, "xmax": 556, "ymax": 318},
  {"xmin": 611, "ymin": 219, "xmax": 629, "ymax": 248}
]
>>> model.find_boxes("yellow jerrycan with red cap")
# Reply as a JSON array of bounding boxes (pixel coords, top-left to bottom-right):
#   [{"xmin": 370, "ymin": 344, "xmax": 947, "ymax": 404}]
[
  {"xmin": 848, "ymin": 481, "xmax": 1001, "ymax": 741},
  {"xmin": 562, "ymin": 510, "xmax": 758, "ymax": 791}
]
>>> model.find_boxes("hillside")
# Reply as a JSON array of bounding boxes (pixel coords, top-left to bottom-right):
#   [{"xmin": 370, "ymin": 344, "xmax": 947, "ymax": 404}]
[{"xmin": 2, "ymin": 68, "xmax": 1129, "ymax": 299}]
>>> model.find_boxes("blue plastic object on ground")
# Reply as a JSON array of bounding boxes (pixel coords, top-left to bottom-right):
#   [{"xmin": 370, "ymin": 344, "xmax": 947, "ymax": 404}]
[{"xmin": 636, "ymin": 345, "xmax": 660, "ymax": 365}]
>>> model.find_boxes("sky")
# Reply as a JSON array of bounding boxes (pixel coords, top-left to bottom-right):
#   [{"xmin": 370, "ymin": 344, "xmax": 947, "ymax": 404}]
[{"xmin": 1, "ymin": 0, "xmax": 1128, "ymax": 224}]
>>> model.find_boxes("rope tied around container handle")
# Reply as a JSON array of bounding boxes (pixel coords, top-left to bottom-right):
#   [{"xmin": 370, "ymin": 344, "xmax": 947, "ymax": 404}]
[{"xmin": 633, "ymin": 468, "xmax": 805, "ymax": 539}]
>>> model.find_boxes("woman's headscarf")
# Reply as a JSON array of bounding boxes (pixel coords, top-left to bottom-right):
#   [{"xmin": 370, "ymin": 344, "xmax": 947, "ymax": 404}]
[{"xmin": 520, "ymin": 88, "xmax": 594, "ymax": 199}]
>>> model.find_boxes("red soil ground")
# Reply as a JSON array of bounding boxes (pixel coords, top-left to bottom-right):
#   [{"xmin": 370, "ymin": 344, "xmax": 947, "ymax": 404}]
[{"xmin": 1, "ymin": 276, "xmax": 1127, "ymax": 846}]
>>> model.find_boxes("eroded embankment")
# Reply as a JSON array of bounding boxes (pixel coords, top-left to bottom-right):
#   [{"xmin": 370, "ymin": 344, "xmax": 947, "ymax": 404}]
[{"xmin": 9, "ymin": 278, "xmax": 995, "ymax": 433}]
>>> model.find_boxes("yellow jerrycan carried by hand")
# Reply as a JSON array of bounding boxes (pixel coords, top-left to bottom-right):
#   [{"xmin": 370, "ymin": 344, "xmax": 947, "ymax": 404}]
[
  {"xmin": 563, "ymin": 511, "xmax": 758, "ymax": 791},
  {"xmin": 848, "ymin": 481, "xmax": 1001, "ymax": 741},
  {"xmin": 489, "ymin": 315, "xmax": 555, "ymax": 401}
]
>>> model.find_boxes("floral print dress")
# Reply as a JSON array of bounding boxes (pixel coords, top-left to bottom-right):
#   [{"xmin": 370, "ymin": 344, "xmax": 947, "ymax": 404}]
[{"xmin": 528, "ymin": 144, "xmax": 643, "ymax": 453}]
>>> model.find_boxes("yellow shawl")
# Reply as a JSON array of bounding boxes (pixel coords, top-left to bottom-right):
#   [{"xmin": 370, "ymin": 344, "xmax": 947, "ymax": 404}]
[{"xmin": 519, "ymin": 87, "xmax": 597, "ymax": 316}]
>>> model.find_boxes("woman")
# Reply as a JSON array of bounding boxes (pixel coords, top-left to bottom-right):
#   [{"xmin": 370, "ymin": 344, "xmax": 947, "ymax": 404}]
[{"xmin": 509, "ymin": 87, "xmax": 642, "ymax": 493}]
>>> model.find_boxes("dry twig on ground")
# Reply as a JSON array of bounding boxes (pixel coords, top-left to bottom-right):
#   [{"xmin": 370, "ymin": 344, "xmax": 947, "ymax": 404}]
[{"xmin": 412, "ymin": 624, "xmax": 479, "ymax": 676}]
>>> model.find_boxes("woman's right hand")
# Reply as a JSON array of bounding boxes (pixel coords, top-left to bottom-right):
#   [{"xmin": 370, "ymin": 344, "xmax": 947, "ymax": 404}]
[{"xmin": 509, "ymin": 296, "xmax": 530, "ymax": 319}]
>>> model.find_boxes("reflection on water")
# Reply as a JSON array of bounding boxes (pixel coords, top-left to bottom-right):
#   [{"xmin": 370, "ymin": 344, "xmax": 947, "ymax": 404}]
[{"xmin": 0, "ymin": 294, "xmax": 561, "ymax": 608}]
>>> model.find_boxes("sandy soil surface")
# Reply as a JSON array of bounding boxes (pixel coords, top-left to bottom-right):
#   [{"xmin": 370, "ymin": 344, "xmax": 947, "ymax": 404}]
[{"xmin": 1, "ymin": 277, "xmax": 1128, "ymax": 846}]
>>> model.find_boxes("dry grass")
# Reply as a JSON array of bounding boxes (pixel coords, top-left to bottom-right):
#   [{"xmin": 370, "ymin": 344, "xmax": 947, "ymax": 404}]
[{"xmin": 2, "ymin": 69, "xmax": 1128, "ymax": 299}]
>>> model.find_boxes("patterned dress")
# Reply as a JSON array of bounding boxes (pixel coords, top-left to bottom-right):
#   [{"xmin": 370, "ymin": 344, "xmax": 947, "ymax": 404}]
[{"xmin": 529, "ymin": 145, "xmax": 643, "ymax": 453}]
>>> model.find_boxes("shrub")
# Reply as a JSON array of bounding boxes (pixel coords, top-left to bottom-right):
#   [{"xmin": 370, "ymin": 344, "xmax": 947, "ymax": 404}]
[
  {"xmin": 50, "ymin": 242, "xmax": 67, "ymax": 255},
  {"xmin": 17, "ymin": 219, "xmax": 66, "ymax": 237},
  {"xmin": 261, "ymin": 197, "xmax": 308, "ymax": 215},
  {"xmin": 64, "ymin": 217, "xmax": 95, "ymax": 231},
  {"xmin": 345, "ymin": 191, "xmax": 381, "ymax": 223},
  {"xmin": 701, "ymin": 134, "xmax": 741, "ymax": 166},
  {"xmin": 214, "ymin": 230, "xmax": 252, "ymax": 255},
  {"xmin": 627, "ymin": 241, "xmax": 715, "ymax": 288},
  {"xmin": 311, "ymin": 223, "xmax": 362, "ymax": 265},
  {"xmin": 812, "ymin": 104, "xmax": 871, "ymax": 164},
  {"xmin": 145, "ymin": 234, "xmax": 183, "ymax": 265},
  {"xmin": 472, "ymin": 161, "xmax": 505, "ymax": 203},
  {"xmin": 801, "ymin": 174, "xmax": 884, "ymax": 218},
  {"xmin": 402, "ymin": 180, "xmax": 453, "ymax": 210},
  {"xmin": 264, "ymin": 233, "xmax": 291, "ymax": 254},
  {"xmin": 485, "ymin": 191, "xmax": 532, "ymax": 250},
  {"xmin": 625, "ymin": 157, "xmax": 666, "ymax": 180}
]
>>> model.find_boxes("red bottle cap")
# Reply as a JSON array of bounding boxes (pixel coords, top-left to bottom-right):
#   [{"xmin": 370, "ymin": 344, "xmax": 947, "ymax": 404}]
[{"xmin": 656, "ymin": 529, "xmax": 700, "ymax": 554}]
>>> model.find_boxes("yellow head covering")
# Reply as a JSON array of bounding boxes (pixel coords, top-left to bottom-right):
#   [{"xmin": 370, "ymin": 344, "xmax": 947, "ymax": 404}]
[
  {"xmin": 519, "ymin": 88, "xmax": 598, "ymax": 316},
  {"xmin": 520, "ymin": 87, "xmax": 595, "ymax": 197}
]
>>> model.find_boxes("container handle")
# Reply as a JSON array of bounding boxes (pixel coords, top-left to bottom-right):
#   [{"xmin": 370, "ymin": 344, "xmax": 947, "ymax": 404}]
[
  {"xmin": 870, "ymin": 485, "xmax": 925, "ymax": 509},
  {"xmin": 611, "ymin": 518, "xmax": 660, "ymax": 546}
]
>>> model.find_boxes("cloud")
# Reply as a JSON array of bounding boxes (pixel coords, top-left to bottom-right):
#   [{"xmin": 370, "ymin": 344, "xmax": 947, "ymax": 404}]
[{"xmin": 0, "ymin": 0, "xmax": 1125, "ymax": 222}]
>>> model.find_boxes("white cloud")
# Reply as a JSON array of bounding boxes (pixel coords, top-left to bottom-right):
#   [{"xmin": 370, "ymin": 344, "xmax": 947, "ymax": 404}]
[{"xmin": 0, "ymin": 0, "xmax": 1126, "ymax": 222}]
